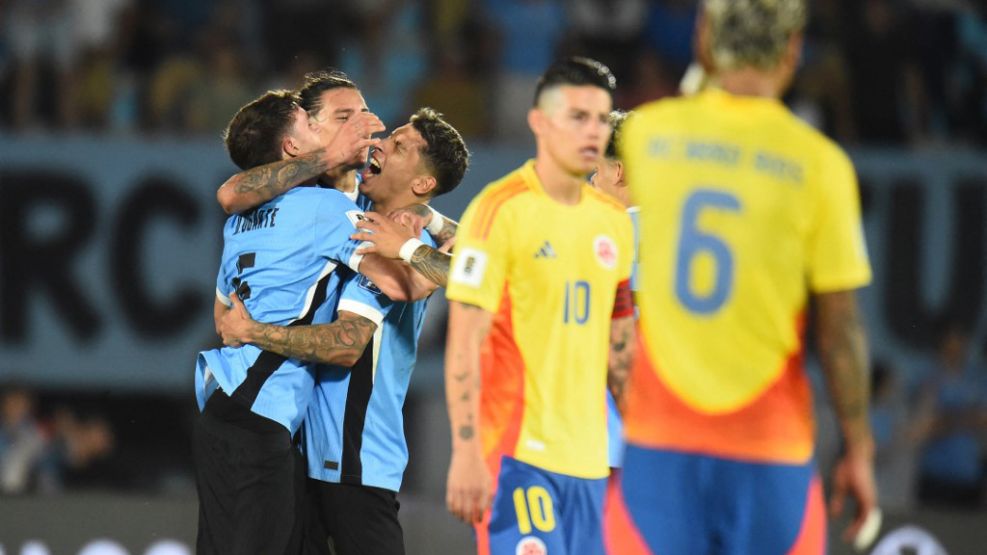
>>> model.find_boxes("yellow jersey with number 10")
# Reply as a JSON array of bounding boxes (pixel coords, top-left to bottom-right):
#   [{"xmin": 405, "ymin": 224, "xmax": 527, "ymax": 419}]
[
  {"xmin": 620, "ymin": 88, "xmax": 871, "ymax": 464},
  {"xmin": 446, "ymin": 160, "xmax": 634, "ymax": 479}
]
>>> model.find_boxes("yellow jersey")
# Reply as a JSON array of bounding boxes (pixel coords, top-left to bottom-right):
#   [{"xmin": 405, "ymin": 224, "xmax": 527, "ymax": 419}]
[
  {"xmin": 446, "ymin": 160, "xmax": 634, "ymax": 479},
  {"xmin": 620, "ymin": 88, "xmax": 871, "ymax": 464}
]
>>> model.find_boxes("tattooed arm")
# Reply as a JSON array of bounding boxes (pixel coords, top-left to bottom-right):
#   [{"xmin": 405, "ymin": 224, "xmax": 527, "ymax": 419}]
[
  {"xmin": 608, "ymin": 316, "xmax": 636, "ymax": 410},
  {"xmin": 445, "ymin": 301, "xmax": 494, "ymax": 524},
  {"xmin": 351, "ymin": 211, "xmax": 450, "ymax": 289},
  {"xmin": 815, "ymin": 289, "xmax": 877, "ymax": 543},
  {"xmin": 216, "ymin": 293, "xmax": 375, "ymax": 367},
  {"xmin": 217, "ymin": 111, "xmax": 385, "ymax": 214},
  {"xmin": 217, "ymin": 152, "xmax": 329, "ymax": 214}
]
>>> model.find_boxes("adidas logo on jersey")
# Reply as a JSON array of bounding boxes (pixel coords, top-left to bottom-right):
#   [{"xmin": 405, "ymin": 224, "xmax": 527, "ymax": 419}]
[{"xmin": 534, "ymin": 241, "xmax": 556, "ymax": 259}]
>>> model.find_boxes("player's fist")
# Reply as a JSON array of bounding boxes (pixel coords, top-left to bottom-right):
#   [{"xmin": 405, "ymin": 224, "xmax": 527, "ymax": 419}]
[
  {"xmin": 324, "ymin": 112, "xmax": 385, "ymax": 173},
  {"xmin": 446, "ymin": 446, "xmax": 492, "ymax": 524},
  {"xmin": 217, "ymin": 292, "xmax": 256, "ymax": 347}
]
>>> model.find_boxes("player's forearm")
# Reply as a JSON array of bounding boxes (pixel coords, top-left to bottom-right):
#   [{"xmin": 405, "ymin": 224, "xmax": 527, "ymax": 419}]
[
  {"xmin": 217, "ymin": 151, "xmax": 328, "ymax": 214},
  {"xmin": 445, "ymin": 302, "xmax": 491, "ymax": 453},
  {"xmin": 244, "ymin": 317, "xmax": 376, "ymax": 367},
  {"xmin": 607, "ymin": 316, "xmax": 636, "ymax": 409},
  {"xmin": 815, "ymin": 290, "xmax": 874, "ymax": 452},
  {"xmin": 409, "ymin": 244, "xmax": 450, "ymax": 288}
]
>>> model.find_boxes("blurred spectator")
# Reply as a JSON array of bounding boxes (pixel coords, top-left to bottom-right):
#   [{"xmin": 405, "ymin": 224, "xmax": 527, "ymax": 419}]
[
  {"xmin": 3, "ymin": 0, "xmax": 76, "ymax": 129},
  {"xmin": 955, "ymin": 4, "xmax": 987, "ymax": 144},
  {"xmin": 563, "ymin": 0, "xmax": 647, "ymax": 87},
  {"xmin": 0, "ymin": 386, "xmax": 47, "ymax": 494},
  {"xmin": 482, "ymin": 0, "xmax": 566, "ymax": 140},
  {"xmin": 336, "ymin": 0, "xmax": 429, "ymax": 129},
  {"xmin": 641, "ymin": 0, "xmax": 697, "ymax": 82},
  {"xmin": 843, "ymin": 0, "xmax": 926, "ymax": 145},
  {"xmin": 183, "ymin": 37, "xmax": 253, "ymax": 135},
  {"xmin": 870, "ymin": 359, "xmax": 932, "ymax": 512},
  {"xmin": 41, "ymin": 408, "xmax": 117, "ymax": 491},
  {"xmin": 70, "ymin": 0, "xmax": 131, "ymax": 129},
  {"xmin": 614, "ymin": 48, "xmax": 678, "ymax": 110},
  {"xmin": 414, "ymin": 50, "xmax": 490, "ymax": 139},
  {"xmin": 914, "ymin": 322, "xmax": 987, "ymax": 508}
]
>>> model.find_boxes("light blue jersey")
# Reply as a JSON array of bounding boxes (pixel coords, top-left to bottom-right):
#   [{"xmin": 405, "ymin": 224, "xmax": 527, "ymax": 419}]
[
  {"xmin": 195, "ymin": 186, "xmax": 368, "ymax": 435},
  {"xmin": 607, "ymin": 206, "xmax": 639, "ymax": 468},
  {"xmin": 304, "ymin": 220, "xmax": 435, "ymax": 492}
]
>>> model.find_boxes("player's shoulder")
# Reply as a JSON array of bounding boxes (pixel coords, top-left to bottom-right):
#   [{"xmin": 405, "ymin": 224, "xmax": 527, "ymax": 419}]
[
  {"xmin": 467, "ymin": 166, "xmax": 535, "ymax": 219},
  {"xmin": 583, "ymin": 185, "xmax": 629, "ymax": 216}
]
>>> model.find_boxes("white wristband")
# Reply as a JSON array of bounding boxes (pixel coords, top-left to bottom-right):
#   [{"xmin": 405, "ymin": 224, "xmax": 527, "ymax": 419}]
[
  {"xmin": 399, "ymin": 238, "xmax": 425, "ymax": 262},
  {"xmin": 425, "ymin": 205, "xmax": 445, "ymax": 236}
]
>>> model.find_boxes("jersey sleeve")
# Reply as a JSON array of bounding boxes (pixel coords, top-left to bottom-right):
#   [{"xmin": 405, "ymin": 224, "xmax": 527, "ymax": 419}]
[
  {"xmin": 806, "ymin": 144, "xmax": 873, "ymax": 292},
  {"xmin": 445, "ymin": 190, "xmax": 514, "ymax": 313},
  {"xmin": 313, "ymin": 190, "xmax": 372, "ymax": 273},
  {"xmin": 338, "ymin": 271, "xmax": 394, "ymax": 326}
]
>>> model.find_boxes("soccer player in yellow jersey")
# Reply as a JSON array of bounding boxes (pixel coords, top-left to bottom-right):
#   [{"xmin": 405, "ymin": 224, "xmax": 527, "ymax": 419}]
[
  {"xmin": 444, "ymin": 58, "xmax": 636, "ymax": 555},
  {"xmin": 619, "ymin": 1, "xmax": 879, "ymax": 554}
]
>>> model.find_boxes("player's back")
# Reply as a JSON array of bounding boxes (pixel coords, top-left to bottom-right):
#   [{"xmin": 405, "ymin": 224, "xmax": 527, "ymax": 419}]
[
  {"xmin": 198, "ymin": 186, "xmax": 364, "ymax": 434},
  {"xmin": 621, "ymin": 88, "xmax": 871, "ymax": 464}
]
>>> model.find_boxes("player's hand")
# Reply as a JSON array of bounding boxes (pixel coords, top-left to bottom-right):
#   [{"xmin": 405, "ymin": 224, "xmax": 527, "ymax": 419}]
[
  {"xmin": 217, "ymin": 292, "xmax": 256, "ymax": 348},
  {"xmin": 446, "ymin": 446, "xmax": 492, "ymax": 524},
  {"xmin": 438, "ymin": 236, "xmax": 455, "ymax": 254},
  {"xmin": 830, "ymin": 442, "xmax": 879, "ymax": 546},
  {"xmin": 324, "ymin": 112, "xmax": 385, "ymax": 174},
  {"xmin": 387, "ymin": 204, "xmax": 432, "ymax": 237},
  {"xmin": 351, "ymin": 211, "xmax": 417, "ymax": 258}
]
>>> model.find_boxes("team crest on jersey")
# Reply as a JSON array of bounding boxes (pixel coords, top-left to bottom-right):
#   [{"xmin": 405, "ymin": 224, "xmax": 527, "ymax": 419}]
[
  {"xmin": 345, "ymin": 210, "xmax": 366, "ymax": 228},
  {"xmin": 594, "ymin": 235, "xmax": 618, "ymax": 270},
  {"xmin": 516, "ymin": 536, "xmax": 547, "ymax": 555},
  {"xmin": 358, "ymin": 274, "xmax": 382, "ymax": 295}
]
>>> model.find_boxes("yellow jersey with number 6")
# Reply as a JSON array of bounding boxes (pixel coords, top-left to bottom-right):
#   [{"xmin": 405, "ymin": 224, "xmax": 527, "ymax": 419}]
[
  {"xmin": 446, "ymin": 160, "xmax": 634, "ymax": 479},
  {"xmin": 620, "ymin": 88, "xmax": 871, "ymax": 464}
]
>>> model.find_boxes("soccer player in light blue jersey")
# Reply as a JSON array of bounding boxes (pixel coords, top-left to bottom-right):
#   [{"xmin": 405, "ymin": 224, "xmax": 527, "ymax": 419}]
[
  {"xmin": 215, "ymin": 107, "xmax": 469, "ymax": 555},
  {"xmin": 194, "ymin": 89, "xmax": 431, "ymax": 555}
]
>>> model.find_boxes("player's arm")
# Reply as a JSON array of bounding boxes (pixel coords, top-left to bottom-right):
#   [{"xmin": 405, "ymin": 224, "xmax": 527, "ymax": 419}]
[
  {"xmin": 216, "ymin": 293, "xmax": 376, "ymax": 367},
  {"xmin": 608, "ymin": 280, "xmax": 636, "ymax": 410},
  {"xmin": 216, "ymin": 112, "xmax": 384, "ymax": 214},
  {"xmin": 352, "ymin": 211, "xmax": 450, "ymax": 289},
  {"xmin": 815, "ymin": 289, "xmax": 877, "ymax": 543},
  {"xmin": 356, "ymin": 255, "xmax": 437, "ymax": 301},
  {"xmin": 444, "ymin": 300, "xmax": 493, "ymax": 524}
]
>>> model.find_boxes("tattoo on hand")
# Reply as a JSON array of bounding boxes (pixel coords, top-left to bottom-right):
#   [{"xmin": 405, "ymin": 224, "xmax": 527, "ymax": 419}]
[
  {"xmin": 409, "ymin": 245, "xmax": 450, "ymax": 288},
  {"xmin": 458, "ymin": 425, "xmax": 475, "ymax": 441}
]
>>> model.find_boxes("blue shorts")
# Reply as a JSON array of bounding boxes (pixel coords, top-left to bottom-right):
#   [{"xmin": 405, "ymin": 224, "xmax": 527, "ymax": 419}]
[
  {"xmin": 479, "ymin": 456, "xmax": 607, "ymax": 555},
  {"xmin": 620, "ymin": 445, "xmax": 826, "ymax": 555}
]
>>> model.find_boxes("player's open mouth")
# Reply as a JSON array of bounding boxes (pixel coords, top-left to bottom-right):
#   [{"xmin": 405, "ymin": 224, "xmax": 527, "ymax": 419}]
[
  {"xmin": 362, "ymin": 156, "xmax": 382, "ymax": 180},
  {"xmin": 580, "ymin": 146, "xmax": 599, "ymax": 158}
]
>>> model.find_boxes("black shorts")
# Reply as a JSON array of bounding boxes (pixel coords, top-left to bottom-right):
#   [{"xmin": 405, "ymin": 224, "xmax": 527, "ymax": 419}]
[
  {"xmin": 194, "ymin": 391, "xmax": 307, "ymax": 555},
  {"xmin": 303, "ymin": 479, "xmax": 405, "ymax": 555}
]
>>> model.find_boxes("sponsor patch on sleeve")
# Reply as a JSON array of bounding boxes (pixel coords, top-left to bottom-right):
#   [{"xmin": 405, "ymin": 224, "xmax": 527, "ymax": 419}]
[{"xmin": 450, "ymin": 248, "xmax": 488, "ymax": 288}]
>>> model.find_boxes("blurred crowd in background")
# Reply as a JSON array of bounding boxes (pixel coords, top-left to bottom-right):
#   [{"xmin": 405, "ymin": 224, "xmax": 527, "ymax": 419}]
[
  {"xmin": 2, "ymin": 0, "xmax": 987, "ymax": 519},
  {"xmin": 0, "ymin": 0, "xmax": 986, "ymax": 146}
]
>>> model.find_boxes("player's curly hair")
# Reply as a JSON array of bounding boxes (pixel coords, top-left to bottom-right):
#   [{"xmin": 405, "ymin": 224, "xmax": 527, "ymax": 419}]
[
  {"xmin": 534, "ymin": 57, "xmax": 617, "ymax": 107},
  {"xmin": 409, "ymin": 107, "xmax": 470, "ymax": 197},
  {"xmin": 223, "ymin": 89, "xmax": 300, "ymax": 170},
  {"xmin": 704, "ymin": 0, "xmax": 807, "ymax": 71}
]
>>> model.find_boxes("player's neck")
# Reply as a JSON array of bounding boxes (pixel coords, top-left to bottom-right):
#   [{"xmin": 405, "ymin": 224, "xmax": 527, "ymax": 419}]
[
  {"xmin": 332, "ymin": 170, "xmax": 358, "ymax": 193},
  {"xmin": 533, "ymin": 157, "xmax": 583, "ymax": 206},
  {"xmin": 717, "ymin": 68, "xmax": 784, "ymax": 99}
]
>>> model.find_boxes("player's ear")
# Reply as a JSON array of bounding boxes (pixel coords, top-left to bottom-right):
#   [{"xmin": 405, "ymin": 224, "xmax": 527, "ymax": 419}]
[
  {"xmin": 614, "ymin": 161, "xmax": 626, "ymax": 188},
  {"xmin": 527, "ymin": 108, "xmax": 544, "ymax": 137},
  {"xmin": 412, "ymin": 175, "xmax": 437, "ymax": 197},
  {"xmin": 282, "ymin": 134, "xmax": 299, "ymax": 158}
]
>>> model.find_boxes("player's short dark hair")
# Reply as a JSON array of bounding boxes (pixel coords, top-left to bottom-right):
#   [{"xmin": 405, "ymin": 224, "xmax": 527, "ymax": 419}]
[
  {"xmin": 409, "ymin": 107, "xmax": 470, "ymax": 197},
  {"xmin": 604, "ymin": 110, "xmax": 629, "ymax": 159},
  {"xmin": 534, "ymin": 57, "xmax": 617, "ymax": 107},
  {"xmin": 298, "ymin": 68, "xmax": 359, "ymax": 115},
  {"xmin": 223, "ymin": 89, "xmax": 300, "ymax": 170}
]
